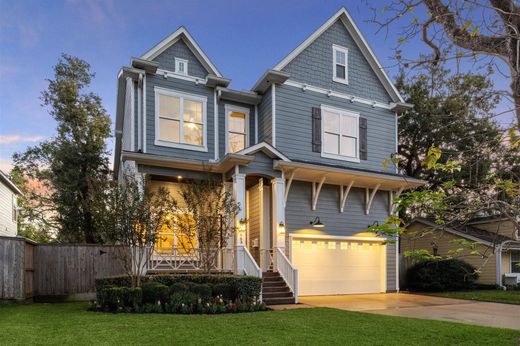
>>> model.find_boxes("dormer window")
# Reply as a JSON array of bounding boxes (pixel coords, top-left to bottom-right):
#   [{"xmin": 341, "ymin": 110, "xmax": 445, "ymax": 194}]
[
  {"xmin": 332, "ymin": 45, "xmax": 348, "ymax": 84},
  {"xmin": 175, "ymin": 58, "xmax": 188, "ymax": 75}
]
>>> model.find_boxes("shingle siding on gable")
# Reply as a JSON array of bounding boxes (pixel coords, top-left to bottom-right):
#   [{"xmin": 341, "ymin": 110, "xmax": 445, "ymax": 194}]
[
  {"xmin": 152, "ymin": 39, "xmax": 209, "ymax": 78},
  {"xmin": 275, "ymin": 84, "xmax": 397, "ymax": 172},
  {"xmin": 285, "ymin": 181, "xmax": 396, "ymax": 291},
  {"xmin": 281, "ymin": 20, "xmax": 392, "ymax": 103},
  {"xmin": 257, "ymin": 86, "xmax": 272, "ymax": 145},
  {"xmin": 145, "ymin": 74, "xmax": 215, "ymax": 160}
]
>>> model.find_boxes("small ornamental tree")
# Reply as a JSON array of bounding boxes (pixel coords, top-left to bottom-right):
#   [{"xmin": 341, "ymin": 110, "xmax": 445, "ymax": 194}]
[
  {"xmin": 176, "ymin": 177, "xmax": 240, "ymax": 273},
  {"xmin": 104, "ymin": 173, "xmax": 176, "ymax": 287}
]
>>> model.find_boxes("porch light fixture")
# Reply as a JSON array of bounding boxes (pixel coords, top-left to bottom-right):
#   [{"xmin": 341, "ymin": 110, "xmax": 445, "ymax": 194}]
[
  {"xmin": 277, "ymin": 221, "xmax": 286, "ymax": 234},
  {"xmin": 238, "ymin": 218, "xmax": 247, "ymax": 232},
  {"xmin": 310, "ymin": 217, "xmax": 325, "ymax": 228}
]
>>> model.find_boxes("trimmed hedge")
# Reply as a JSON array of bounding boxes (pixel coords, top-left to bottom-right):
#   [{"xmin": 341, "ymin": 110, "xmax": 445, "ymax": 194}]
[
  {"xmin": 95, "ymin": 274, "xmax": 262, "ymax": 301},
  {"xmin": 406, "ymin": 259, "xmax": 479, "ymax": 292}
]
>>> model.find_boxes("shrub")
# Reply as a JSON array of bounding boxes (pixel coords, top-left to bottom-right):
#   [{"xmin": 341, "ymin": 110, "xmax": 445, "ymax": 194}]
[
  {"xmin": 191, "ymin": 283, "xmax": 212, "ymax": 300},
  {"xmin": 141, "ymin": 282, "xmax": 169, "ymax": 304},
  {"xmin": 169, "ymin": 282, "xmax": 189, "ymax": 294},
  {"xmin": 212, "ymin": 283, "xmax": 236, "ymax": 300},
  {"xmin": 407, "ymin": 259, "xmax": 479, "ymax": 292},
  {"xmin": 97, "ymin": 287, "xmax": 142, "ymax": 312}
]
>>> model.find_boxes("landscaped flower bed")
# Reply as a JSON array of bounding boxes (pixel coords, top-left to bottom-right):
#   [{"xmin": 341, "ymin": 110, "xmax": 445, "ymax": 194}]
[{"xmin": 90, "ymin": 274, "xmax": 266, "ymax": 314}]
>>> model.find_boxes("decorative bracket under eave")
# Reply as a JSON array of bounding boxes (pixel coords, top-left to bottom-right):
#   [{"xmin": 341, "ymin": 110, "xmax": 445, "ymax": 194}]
[
  {"xmin": 284, "ymin": 169, "xmax": 297, "ymax": 204},
  {"xmin": 339, "ymin": 181, "xmax": 355, "ymax": 213},
  {"xmin": 365, "ymin": 183, "xmax": 381, "ymax": 215},
  {"xmin": 388, "ymin": 186, "xmax": 405, "ymax": 215},
  {"xmin": 312, "ymin": 176, "xmax": 327, "ymax": 211}
]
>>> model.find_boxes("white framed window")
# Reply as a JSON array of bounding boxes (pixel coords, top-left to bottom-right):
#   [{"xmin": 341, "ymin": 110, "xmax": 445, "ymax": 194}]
[
  {"xmin": 225, "ymin": 105, "xmax": 249, "ymax": 153},
  {"xmin": 175, "ymin": 58, "xmax": 188, "ymax": 75},
  {"xmin": 512, "ymin": 251, "xmax": 520, "ymax": 273},
  {"xmin": 154, "ymin": 87, "xmax": 207, "ymax": 152},
  {"xmin": 321, "ymin": 105, "xmax": 359, "ymax": 162},
  {"xmin": 332, "ymin": 45, "xmax": 348, "ymax": 84}
]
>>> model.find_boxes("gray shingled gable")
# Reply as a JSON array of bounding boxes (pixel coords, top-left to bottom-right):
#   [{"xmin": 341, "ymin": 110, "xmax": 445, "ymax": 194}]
[{"xmin": 152, "ymin": 38, "xmax": 210, "ymax": 79}]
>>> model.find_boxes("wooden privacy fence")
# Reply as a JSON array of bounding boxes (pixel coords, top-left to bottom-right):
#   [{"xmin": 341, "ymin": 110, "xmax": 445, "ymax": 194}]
[{"xmin": 0, "ymin": 237, "xmax": 128, "ymax": 301}]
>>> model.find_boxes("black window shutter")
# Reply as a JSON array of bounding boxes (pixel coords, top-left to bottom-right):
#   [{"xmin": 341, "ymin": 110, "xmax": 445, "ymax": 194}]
[
  {"xmin": 359, "ymin": 117, "xmax": 368, "ymax": 160},
  {"xmin": 312, "ymin": 107, "xmax": 321, "ymax": 152}
]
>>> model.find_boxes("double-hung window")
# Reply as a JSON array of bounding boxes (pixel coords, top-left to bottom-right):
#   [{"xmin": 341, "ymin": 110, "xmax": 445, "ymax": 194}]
[
  {"xmin": 321, "ymin": 106, "xmax": 359, "ymax": 162},
  {"xmin": 333, "ymin": 45, "xmax": 348, "ymax": 84},
  {"xmin": 175, "ymin": 58, "xmax": 188, "ymax": 75},
  {"xmin": 512, "ymin": 251, "xmax": 520, "ymax": 273},
  {"xmin": 226, "ymin": 105, "xmax": 249, "ymax": 153},
  {"xmin": 155, "ymin": 88, "xmax": 207, "ymax": 151}
]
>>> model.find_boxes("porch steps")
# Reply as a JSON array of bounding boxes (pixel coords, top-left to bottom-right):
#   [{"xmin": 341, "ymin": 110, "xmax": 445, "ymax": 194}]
[{"xmin": 262, "ymin": 271, "xmax": 296, "ymax": 305}]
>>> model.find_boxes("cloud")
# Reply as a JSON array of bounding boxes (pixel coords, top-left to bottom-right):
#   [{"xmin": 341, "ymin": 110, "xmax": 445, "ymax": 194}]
[
  {"xmin": 0, "ymin": 134, "xmax": 43, "ymax": 144},
  {"xmin": 0, "ymin": 158, "xmax": 13, "ymax": 173}
]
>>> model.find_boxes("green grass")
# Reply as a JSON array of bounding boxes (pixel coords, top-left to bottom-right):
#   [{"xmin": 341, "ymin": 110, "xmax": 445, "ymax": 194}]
[
  {"xmin": 0, "ymin": 303, "xmax": 518, "ymax": 345},
  {"xmin": 431, "ymin": 290, "xmax": 520, "ymax": 305}
]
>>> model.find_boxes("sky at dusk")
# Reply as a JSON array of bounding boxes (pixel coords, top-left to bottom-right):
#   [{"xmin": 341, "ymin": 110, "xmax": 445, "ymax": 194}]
[{"xmin": 0, "ymin": 0, "xmax": 515, "ymax": 173}]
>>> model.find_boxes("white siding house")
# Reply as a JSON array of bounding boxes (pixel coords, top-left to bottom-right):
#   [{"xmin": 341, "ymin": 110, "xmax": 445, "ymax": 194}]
[{"xmin": 0, "ymin": 171, "xmax": 21, "ymax": 237}]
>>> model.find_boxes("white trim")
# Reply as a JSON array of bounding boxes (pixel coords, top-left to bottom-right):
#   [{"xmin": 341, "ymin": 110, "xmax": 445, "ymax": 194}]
[
  {"xmin": 141, "ymin": 27, "xmax": 222, "ymax": 77},
  {"xmin": 273, "ymin": 8, "xmax": 404, "ymax": 103},
  {"xmin": 129, "ymin": 78, "xmax": 135, "ymax": 150},
  {"xmin": 312, "ymin": 176, "xmax": 326, "ymax": 211},
  {"xmin": 289, "ymin": 233, "xmax": 386, "ymax": 242},
  {"xmin": 143, "ymin": 74, "xmax": 147, "ymax": 152},
  {"xmin": 285, "ymin": 80, "xmax": 393, "ymax": 110},
  {"xmin": 332, "ymin": 44, "xmax": 348, "ymax": 84},
  {"xmin": 321, "ymin": 105, "xmax": 360, "ymax": 163},
  {"xmin": 157, "ymin": 68, "xmax": 206, "ymax": 84},
  {"xmin": 285, "ymin": 170, "xmax": 297, "ymax": 204},
  {"xmin": 254, "ymin": 104, "xmax": 259, "ymax": 144},
  {"xmin": 137, "ymin": 75, "xmax": 143, "ymax": 151},
  {"xmin": 174, "ymin": 57, "xmax": 188, "ymax": 75},
  {"xmin": 271, "ymin": 84, "xmax": 276, "ymax": 147},
  {"xmin": 236, "ymin": 142, "xmax": 291, "ymax": 162},
  {"xmin": 224, "ymin": 104, "xmax": 250, "ymax": 154},
  {"xmin": 214, "ymin": 89, "xmax": 219, "ymax": 160},
  {"xmin": 395, "ymin": 237, "xmax": 399, "ymax": 292},
  {"xmin": 154, "ymin": 87, "xmax": 208, "ymax": 152}
]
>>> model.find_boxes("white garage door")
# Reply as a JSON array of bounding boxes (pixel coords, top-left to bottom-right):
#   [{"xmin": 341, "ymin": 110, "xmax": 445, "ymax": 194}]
[{"xmin": 291, "ymin": 237, "xmax": 386, "ymax": 296}]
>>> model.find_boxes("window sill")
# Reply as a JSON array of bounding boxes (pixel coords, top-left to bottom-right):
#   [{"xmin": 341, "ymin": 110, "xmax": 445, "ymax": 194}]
[
  {"xmin": 332, "ymin": 77, "xmax": 349, "ymax": 85},
  {"xmin": 321, "ymin": 152, "xmax": 360, "ymax": 163},
  {"xmin": 154, "ymin": 140, "xmax": 208, "ymax": 152}
]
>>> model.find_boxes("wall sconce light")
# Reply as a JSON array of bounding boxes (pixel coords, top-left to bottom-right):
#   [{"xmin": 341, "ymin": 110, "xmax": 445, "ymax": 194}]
[
  {"xmin": 238, "ymin": 218, "xmax": 247, "ymax": 232},
  {"xmin": 310, "ymin": 217, "xmax": 325, "ymax": 228},
  {"xmin": 368, "ymin": 221, "xmax": 379, "ymax": 228},
  {"xmin": 278, "ymin": 221, "xmax": 286, "ymax": 234}
]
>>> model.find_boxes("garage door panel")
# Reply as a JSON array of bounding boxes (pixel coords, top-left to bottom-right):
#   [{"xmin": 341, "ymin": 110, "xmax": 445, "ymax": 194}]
[{"xmin": 292, "ymin": 238, "xmax": 385, "ymax": 296}]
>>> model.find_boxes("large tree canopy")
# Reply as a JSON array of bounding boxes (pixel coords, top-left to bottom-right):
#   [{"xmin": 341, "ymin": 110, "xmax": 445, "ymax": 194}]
[
  {"xmin": 370, "ymin": 0, "xmax": 520, "ymax": 129},
  {"xmin": 12, "ymin": 54, "xmax": 111, "ymax": 243}
]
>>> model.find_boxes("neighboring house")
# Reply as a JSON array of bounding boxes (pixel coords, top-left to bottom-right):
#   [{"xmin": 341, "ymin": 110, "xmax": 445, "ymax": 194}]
[
  {"xmin": 0, "ymin": 170, "xmax": 21, "ymax": 237},
  {"xmin": 113, "ymin": 7, "xmax": 424, "ymax": 302},
  {"xmin": 403, "ymin": 218, "xmax": 520, "ymax": 287}
]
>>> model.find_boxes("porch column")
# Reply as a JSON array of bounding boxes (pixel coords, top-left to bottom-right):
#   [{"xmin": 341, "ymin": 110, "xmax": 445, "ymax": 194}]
[
  {"xmin": 271, "ymin": 177, "xmax": 286, "ymax": 251},
  {"xmin": 233, "ymin": 173, "xmax": 247, "ymax": 246}
]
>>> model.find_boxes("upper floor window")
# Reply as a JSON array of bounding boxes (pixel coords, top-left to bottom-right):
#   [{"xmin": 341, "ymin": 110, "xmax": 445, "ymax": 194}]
[
  {"xmin": 155, "ymin": 88, "xmax": 207, "ymax": 151},
  {"xmin": 333, "ymin": 45, "xmax": 348, "ymax": 84},
  {"xmin": 175, "ymin": 58, "xmax": 188, "ymax": 75},
  {"xmin": 321, "ymin": 105, "xmax": 359, "ymax": 162},
  {"xmin": 225, "ymin": 105, "xmax": 249, "ymax": 153}
]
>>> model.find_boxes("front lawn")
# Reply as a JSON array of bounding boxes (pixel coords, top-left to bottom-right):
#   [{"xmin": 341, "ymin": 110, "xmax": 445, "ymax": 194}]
[
  {"xmin": 431, "ymin": 290, "xmax": 520, "ymax": 305},
  {"xmin": 0, "ymin": 303, "xmax": 519, "ymax": 345}
]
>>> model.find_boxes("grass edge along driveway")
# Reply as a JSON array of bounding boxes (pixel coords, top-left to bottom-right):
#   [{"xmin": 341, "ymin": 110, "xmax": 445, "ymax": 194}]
[
  {"xmin": 430, "ymin": 289, "xmax": 520, "ymax": 305},
  {"xmin": 0, "ymin": 303, "xmax": 518, "ymax": 346}
]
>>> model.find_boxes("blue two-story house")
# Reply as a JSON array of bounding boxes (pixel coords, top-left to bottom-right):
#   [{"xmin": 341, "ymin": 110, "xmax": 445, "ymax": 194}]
[{"xmin": 114, "ymin": 8, "xmax": 424, "ymax": 304}]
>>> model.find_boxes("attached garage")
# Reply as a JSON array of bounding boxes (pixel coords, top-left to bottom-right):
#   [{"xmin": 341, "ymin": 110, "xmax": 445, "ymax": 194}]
[{"xmin": 290, "ymin": 235, "xmax": 387, "ymax": 296}]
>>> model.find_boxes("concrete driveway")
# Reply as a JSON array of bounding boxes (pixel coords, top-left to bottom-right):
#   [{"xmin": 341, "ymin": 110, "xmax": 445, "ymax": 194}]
[{"xmin": 298, "ymin": 293, "xmax": 520, "ymax": 330}]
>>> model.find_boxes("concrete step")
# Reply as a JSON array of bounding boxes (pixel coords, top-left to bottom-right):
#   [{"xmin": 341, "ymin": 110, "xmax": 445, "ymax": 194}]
[
  {"xmin": 262, "ymin": 271, "xmax": 280, "ymax": 277},
  {"xmin": 263, "ymin": 296, "xmax": 296, "ymax": 305},
  {"xmin": 262, "ymin": 281, "xmax": 287, "ymax": 288},
  {"xmin": 262, "ymin": 276, "xmax": 285, "ymax": 283},
  {"xmin": 263, "ymin": 291, "xmax": 294, "ymax": 299},
  {"xmin": 262, "ymin": 286, "xmax": 290, "ymax": 294}
]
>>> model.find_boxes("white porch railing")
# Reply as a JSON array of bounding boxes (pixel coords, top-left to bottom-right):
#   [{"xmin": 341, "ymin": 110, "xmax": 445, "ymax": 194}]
[
  {"xmin": 147, "ymin": 248, "xmax": 232, "ymax": 272},
  {"xmin": 276, "ymin": 247, "xmax": 298, "ymax": 303},
  {"xmin": 260, "ymin": 248, "xmax": 275, "ymax": 272},
  {"xmin": 237, "ymin": 245, "xmax": 262, "ymax": 278}
]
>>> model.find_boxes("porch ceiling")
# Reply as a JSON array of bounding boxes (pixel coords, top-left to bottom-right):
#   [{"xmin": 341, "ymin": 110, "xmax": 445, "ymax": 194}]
[{"xmin": 273, "ymin": 160, "xmax": 426, "ymax": 191}]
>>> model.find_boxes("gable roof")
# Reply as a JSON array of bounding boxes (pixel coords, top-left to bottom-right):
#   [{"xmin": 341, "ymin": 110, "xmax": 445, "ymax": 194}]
[
  {"xmin": 273, "ymin": 7, "xmax": 404, "ymax": 103},
  {"xmin": 140, "ymin": 26, "xmax": 222, "ymax": 77},
  {"xmin": 409, "ymin": 218, "xmax": 515, "ymax": 246},
  {"xmin": 237, "ymin": 142, "xmax": 290, "ymax": 161},
  {"xmin": 0, "ymin": 170, "xmax": 22, "ymax": 195}
]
